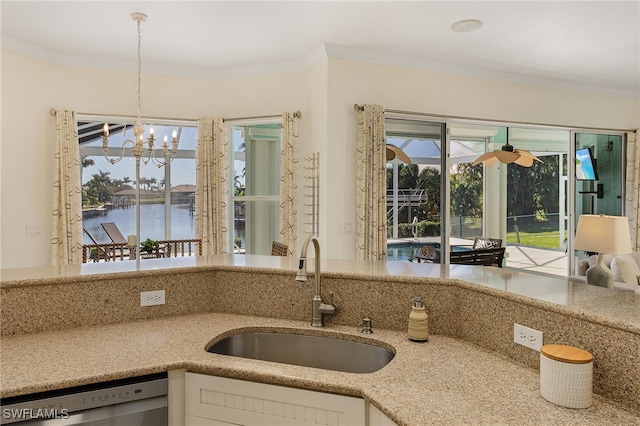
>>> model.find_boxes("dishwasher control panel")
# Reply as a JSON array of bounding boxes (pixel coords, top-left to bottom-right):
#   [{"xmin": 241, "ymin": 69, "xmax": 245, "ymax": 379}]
[{"xmin": 1, "ymin": 373, "xmax": 167, "ymax": 425}]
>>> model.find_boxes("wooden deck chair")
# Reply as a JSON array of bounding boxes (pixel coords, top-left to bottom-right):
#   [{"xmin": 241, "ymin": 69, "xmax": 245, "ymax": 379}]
[
  {"xmin": 271, "ymin": 241, "xmax": 289, "ymax": 256},
  {"xmin": 101, "ymin": 222, "xmax": 128, "ymax": 244}
]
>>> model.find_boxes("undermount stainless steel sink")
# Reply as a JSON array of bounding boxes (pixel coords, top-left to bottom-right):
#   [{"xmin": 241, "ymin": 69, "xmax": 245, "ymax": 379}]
[{"xmin": 206, "ymin": 331, "xmax": 395, "ymax": 373}]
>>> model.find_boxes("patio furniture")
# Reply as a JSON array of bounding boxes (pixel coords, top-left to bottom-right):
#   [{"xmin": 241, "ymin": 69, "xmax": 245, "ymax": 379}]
[
  {"xmin": 82, "ymin": 227, "xmax": 129, "ymax": 262},
  {"xmin": 101, "ymin": 222, "xmax": 128, "ymax": 244},
  {"xmin": 271, "ymin": 241, "xmax": 289, "ymax": 256},
  {"xmin": 450, "ymin": 246, "xmax": 505, "ymax": 267},
  {"xmin": 472, "ymin": 237, "xmax": 502, "ymax": 249},
  {"xmin": 414, "ymin": 245, "xmax": 437, "ymax": 263}
]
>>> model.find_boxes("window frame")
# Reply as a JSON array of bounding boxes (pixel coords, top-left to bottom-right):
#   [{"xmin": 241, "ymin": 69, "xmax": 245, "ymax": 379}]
[{"xmin": 78, "ymin": 116, "xmax": 197, "ymax": 245}]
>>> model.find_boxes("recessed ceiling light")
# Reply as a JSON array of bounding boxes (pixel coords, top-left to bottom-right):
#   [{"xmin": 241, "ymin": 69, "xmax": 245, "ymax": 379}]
[{"xmin": 451, "ymin": 19, "xmax": 483, "ymax": 33}]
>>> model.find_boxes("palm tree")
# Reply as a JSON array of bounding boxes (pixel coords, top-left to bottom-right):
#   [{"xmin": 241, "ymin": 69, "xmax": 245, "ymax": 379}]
[
  {"xmin": 148, "ymin": 177, "xmax": 158, "ymax": 192},
  {"xmin": 138, "ymin": 177, "xmax": 150, "ymax": 191},
  {"xmin": 87, "ymin": 170, "xmax": 112, "ymax": 202},
  {"xmin": 80, "ymin": 156, "xmax": 95, "ymax": 186}
]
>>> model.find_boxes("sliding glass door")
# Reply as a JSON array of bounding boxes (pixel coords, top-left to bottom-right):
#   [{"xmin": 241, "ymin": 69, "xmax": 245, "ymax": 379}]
[
  {"xmin": 384, "ymin": 117, "xmax": 627, "ymax": 276},
  {"xmin": 385, "ymin": 118, "xmax": 444, "ymax": 262}
]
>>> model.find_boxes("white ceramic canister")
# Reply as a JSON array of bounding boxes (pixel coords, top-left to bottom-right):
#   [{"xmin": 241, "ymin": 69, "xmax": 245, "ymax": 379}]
[{"xmin": 540, "ymin": 344, "xmax": 593, "ymax": 409}]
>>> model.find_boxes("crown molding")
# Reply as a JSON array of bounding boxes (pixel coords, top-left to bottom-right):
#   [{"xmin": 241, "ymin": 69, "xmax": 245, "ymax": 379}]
[{"xmin": 3, "ymin": 38, "xmax": 637, "ymax": 99}]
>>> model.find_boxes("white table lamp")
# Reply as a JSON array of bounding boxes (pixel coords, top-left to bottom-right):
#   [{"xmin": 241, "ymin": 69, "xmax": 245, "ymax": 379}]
[{"xmin": 573, "ymin": 214, "xmax": 632, "ymax": 288}]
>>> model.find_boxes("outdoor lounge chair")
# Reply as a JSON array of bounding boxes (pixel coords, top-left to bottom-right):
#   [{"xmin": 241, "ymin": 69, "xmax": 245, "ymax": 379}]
[
  {"xmin": 83, "ymin": 227, "xmax": 104, "ymax": 262},
  {"xmin": 83, "ymin": 227, "xmax": 129, "ymax": 262},
  {"xmin": 101, "ymin": 222, "xmax": 128, "ymax": 244},
  {"xmin": 100, "ymin": 222, "xmax": 132, "ymax": 259}
]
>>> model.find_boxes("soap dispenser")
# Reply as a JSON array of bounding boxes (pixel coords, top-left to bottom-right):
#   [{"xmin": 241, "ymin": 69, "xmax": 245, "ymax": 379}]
[{"xmin": 408, "ymin": 296, "xmax": 429, "ymax": 341}]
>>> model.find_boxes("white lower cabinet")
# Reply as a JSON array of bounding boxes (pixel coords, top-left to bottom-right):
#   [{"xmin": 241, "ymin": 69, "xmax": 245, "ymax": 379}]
[
  {"xmin": 185, "ymin": 372, "xmax": 365, "ymax": 426},
  {"xmin": 367, "ymin": 403, "xmax": 398, "ymax": 426}
]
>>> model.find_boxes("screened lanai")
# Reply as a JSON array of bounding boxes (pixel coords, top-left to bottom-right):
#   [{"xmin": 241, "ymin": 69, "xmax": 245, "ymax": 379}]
[{"xmin": 385, "ymin": 118, "xmax": 575, "ymax": 276}]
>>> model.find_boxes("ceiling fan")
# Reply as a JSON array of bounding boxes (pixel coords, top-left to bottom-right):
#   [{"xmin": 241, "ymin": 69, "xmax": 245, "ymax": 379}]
[
  {"xmin": 472, "ymin": 129, "xmax": 543, "ymax": 167},
  {"xmin": 386, "ymin": 144, "xmax": 411, "ymax": 164}
]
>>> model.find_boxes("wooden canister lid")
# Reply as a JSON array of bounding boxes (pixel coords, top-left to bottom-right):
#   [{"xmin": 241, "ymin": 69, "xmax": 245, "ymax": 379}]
[{"xmin": 541, "ymin": 344, "xmax": 593, "ymax": 364}]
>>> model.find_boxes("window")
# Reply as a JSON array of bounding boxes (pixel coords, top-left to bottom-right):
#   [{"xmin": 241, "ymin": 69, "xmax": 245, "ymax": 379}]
[
  {"xmin": 231, "ymin": 123, "xmax": 282, "ymax": 255},
  {"xmin": 78, "ymin": 119, "xmax": 197, "ymax": 246},
  {"xmin": 385, "ymin": 119, "xmax": 492, "ymax": 262}
]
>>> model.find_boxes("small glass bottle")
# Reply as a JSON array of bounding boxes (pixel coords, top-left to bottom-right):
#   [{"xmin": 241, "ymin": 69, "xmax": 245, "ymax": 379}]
[{"xmin": 408, "ymin": 296, "xmax": 429, "ymax": 341}]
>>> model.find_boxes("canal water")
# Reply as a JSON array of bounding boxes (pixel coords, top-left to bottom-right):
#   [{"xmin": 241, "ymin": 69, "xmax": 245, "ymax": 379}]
[{"xmin": 82, "ymin": 204, "xmax": 195, "ymax": 245}]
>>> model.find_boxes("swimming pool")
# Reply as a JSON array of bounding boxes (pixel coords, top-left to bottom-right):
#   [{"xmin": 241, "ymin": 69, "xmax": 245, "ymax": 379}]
[{"xmin": 387, "ymin": 241, "xmax": 469, "ymax": 262}]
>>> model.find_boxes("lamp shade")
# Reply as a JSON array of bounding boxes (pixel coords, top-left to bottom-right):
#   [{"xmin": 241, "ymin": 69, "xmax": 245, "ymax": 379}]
[{"xmin": 573, "ymin": 214, "xmax": 632, "ymax": 255}]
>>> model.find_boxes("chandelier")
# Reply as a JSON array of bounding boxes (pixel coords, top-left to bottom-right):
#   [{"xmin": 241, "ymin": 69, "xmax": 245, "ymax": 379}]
[
  {"xmin": 472, "ymin": 128, "xmax": 542, "ymax": 167},
  {"xmin": 101, "ymin": 12, "xmax": 178, "ymax": 167}
]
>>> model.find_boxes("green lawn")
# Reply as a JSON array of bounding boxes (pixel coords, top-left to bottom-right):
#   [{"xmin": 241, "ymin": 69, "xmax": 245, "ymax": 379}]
[{"xmin": 506, "ymin": 230, "xmax": 567, "ymax": 250}]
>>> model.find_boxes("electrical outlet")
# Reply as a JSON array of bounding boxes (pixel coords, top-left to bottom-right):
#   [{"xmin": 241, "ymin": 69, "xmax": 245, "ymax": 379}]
[
  {"xmin": 513, "ymin": 323, "xmax": 543, "ymax": 351},
  {"xmin": 140, "ymin": 290, "xmax": 165, "ymax": 307}
]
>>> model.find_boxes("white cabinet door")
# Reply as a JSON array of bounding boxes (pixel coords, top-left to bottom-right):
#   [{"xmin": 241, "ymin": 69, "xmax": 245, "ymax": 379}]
[
  {"xmin": 185, "ymin": 372, "xmax": 365, "ymax": 425},
  {"xmin": 368, "ymin": 403, "xmax": 398, "ymax": 426},
  {"xmin": 185, "ymin": 413, "xmax": 237, "ymax": 425}
]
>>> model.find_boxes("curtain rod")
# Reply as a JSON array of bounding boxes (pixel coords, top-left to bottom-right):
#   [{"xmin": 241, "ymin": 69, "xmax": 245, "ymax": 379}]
[
  {"xmin": 50, "ymin": 108, "xmax": 302, "ymax": 123},
  {"xmin": 223, "ymin": 110, "xmax": 302, "ymax": 123},
  {"xmin": 353, "ymin": 104, "xmax": 636, "ymax": 134},
  {"xmin": 49, "ymin": 109, "xmax": 196, "ymax": 123}
]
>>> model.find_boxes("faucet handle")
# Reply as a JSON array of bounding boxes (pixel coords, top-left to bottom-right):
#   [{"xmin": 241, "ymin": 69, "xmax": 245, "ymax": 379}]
[
  {"xmin": 328, "ymin": 291, "xmax": 338, "ymax": 309},
  {"xmin": 361, "ymin": 317, "xmax": 373, "ymax": 334}
]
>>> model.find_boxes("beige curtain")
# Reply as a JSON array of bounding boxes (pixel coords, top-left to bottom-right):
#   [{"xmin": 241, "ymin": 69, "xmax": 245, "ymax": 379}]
[
  {"xmin": 625, "ymin": 130, "xmax": 640, "ymax": 250},
  {"xmin": 195, "ymin": 117, "xmax": 230, "ymax": 255},
  {"xmin": 51, "ymin": 109, "xmax": 83, "ymax": 265},
  {"xmin": 279, "ymin": 112, "xmax": 299, "ymax": 256},
  {"xmin": 355, "ymin": 105, "xmax": 387, "ymax": 261}
]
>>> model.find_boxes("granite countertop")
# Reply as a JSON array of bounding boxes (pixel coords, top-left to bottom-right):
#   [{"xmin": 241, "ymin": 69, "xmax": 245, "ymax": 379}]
[
  {"xmin": 3, "ymin": 255, "xmax": 639, "ymax": 334},
  {"xmin": 1, "ymin": 313, "xmax": 638, "ymax": 425}
]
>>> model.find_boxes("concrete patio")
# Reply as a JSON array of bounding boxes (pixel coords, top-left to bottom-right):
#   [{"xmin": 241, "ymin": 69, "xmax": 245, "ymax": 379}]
[
  {"xmin": 388, "ymin": 237, "xmax": 570, "ymax": 278},
  {"xmin": 503, "ymin": 244, "xmax": 569, "ymax": 277}
]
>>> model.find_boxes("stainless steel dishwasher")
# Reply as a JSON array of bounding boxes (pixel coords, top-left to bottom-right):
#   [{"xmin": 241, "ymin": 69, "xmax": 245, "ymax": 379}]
[{"xmin": 0, "ymin": 373, "xmax": 168, "ymax": 425}]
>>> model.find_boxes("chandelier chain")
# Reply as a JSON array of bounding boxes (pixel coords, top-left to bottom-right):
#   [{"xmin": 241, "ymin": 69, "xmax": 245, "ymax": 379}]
[
  {"xmin": 136, "ymin": 17, "xmax": 142, "ymax": 123},
  {"xmin": 101, "ymin": 12, "xmax": 178, "ymax": 169}
]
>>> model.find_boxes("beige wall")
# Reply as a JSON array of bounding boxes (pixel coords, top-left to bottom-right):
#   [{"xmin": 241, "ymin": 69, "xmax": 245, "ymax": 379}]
[
  {"xmin": 0, "ymin": 49, "xmax": 309, "ymax": 268},
  {"xmin": 323, "ymin": 58, "xmax": 639, "ymax": 260},
  {"xmin": 1, "ymin": 49, "xmax": 638, "ymax": 268}
]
